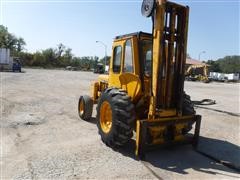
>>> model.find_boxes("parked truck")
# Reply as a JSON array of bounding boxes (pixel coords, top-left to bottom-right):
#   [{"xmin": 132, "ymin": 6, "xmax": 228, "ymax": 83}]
[
  {"xmin": 93, "ymin": 63, "xmax": 104, "ymax": 74},
  {"xmin": 0, "ymin": 48, "xmax": 21, "ymax": 72}
]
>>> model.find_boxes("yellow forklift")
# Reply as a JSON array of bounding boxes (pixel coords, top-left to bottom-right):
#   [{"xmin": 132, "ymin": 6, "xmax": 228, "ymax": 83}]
[{"xmin": 78, "ymin": 0, "xmax": 201, "ymax": 157}]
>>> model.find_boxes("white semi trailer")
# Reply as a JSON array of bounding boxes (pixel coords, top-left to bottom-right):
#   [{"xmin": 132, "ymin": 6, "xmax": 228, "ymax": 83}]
[
  {"xmin": 0, "ymin": 48, "xmax": 13, "ymax": 70},
  {"xmin": 209, "ymin": 72, "xmax": 239, "ymax": 82},
  {"xmin": 0, "ymin": 48, "xmax": 21, "ymax": 72},
  {"xmin": 225, "ymin": 73, "xmax": 239, "ymax": 81}
]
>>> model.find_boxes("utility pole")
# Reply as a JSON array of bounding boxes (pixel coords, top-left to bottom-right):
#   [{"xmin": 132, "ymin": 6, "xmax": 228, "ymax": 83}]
[
  {"xmin": 96, "ymin": 41, "xmax": 107, "ymax": 71},
  {"xmin": 198, "ymin": 51, "xmax": 206, "ymax": 61}
]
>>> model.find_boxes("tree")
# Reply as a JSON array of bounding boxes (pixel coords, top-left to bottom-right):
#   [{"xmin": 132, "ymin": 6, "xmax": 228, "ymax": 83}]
[
  {"xmin": 206, "ymin": 56, "xmax": 240, "ymax": 73},
  {"xmin": 32, "ymin": 51, "xmax": 45, "ymax": 66},
  {"xmin": 63, "ymin": 48, "xmax": 72, "ymax": 60},
  {"xmin": 60, "ymin": 48, "xmax": 73, "ymax": 67},
  {"xmin": 16, "ymin": 37, "xmax": 26, "ymax": 53},
  {"xmin": 18, "ymin": 52, "xmax": 33, "ymax": 66},
  {"xmin": 99, "ymin": 56, "xmax": 111, "ymax": 65},
  {"xmin": 56, "ymin": 43, "xmax": 65, "ymax": 58},
  {"xmin": 0, "ymin": 25, "xmax": 26, "ymax": 55},
  {"xmin": 0, "ymin": 25, "xmax": 9, "ymax": 48},
  {"xmin": 218, "ymin": 56, "xmax": 240, "ymax": 73},
  {"xmin": 41, "ymin": 48, "xmax": 56, "ymax": 66},
  {"xmin": 206, "ymin": 60, "xmax": 221, "ymax": 72}
]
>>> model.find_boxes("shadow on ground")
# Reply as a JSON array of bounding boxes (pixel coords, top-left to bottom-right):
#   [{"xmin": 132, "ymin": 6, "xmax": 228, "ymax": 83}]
[
  {"xmin": 115, "ymin": 136, "xmax": 240, "ymax": 177},
  {"xmin": 197, "ymin": 136, "xmax": 240, "ymax": 170},
  {"xmin": 85, "ymin": 118, "xmax": 240, "ymax": 176},
  {"xmin": 0, "ymin": 70, "xmax": 25, "ymax": 73}
]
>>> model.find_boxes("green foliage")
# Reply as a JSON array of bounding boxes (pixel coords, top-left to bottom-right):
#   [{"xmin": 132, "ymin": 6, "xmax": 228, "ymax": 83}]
[
  {"xmin": 206, "ymin": 56, "xmax": 240, "ymax": 73},
  {"xmin": 206, "ymin": 60, "xmax": 221, "ymax": 72},
  {"xmin": 4, "ymin": 25, "xmax": 237, "ymax": 72},
  {"xmin": 99, "ymin": 56, "xmax": 111, "ymax": 65},
  {"xmin": 0, "ymin": 25, "xmax": 26, "ymax": 55},
  {"xmin": 19, "ymin": 44, "xmax": 101, "ymax": 70},
  {"xmin": 218, "ymin": 56, "xmax": 240, "ymax": 73},
  {"xmin": 18, "ymin": 52, "xmax": 33, "ymax": 66}
]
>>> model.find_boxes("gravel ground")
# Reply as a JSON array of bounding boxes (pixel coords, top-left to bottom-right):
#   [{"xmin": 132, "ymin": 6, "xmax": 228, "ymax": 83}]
[{"xmin": 1, "ymin": 69, "xmax": 239, "ymax": 179}]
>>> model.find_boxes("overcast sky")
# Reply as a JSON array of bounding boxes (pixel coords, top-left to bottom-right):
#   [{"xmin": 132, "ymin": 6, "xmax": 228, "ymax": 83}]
[{"xmin": 1, "ymin": 0, "xmax": 239, "ymax": 60}]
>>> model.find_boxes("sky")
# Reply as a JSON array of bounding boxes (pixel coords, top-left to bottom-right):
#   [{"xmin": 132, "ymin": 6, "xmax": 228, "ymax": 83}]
[{"xmin": 1, "ymin": 0, "xmax": 239, "ymax": 61}]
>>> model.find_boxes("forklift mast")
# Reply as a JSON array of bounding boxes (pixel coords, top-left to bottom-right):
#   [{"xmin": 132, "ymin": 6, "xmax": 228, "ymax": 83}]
[{"xmin": 144, "ymin": 0, "xmax": 189, "ymax": 119}]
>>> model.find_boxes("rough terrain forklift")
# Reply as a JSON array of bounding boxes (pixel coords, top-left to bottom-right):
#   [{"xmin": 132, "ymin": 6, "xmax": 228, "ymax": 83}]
[{"xmin": 78, "ymin": 0, "xmax": 201, "ymax": 157}]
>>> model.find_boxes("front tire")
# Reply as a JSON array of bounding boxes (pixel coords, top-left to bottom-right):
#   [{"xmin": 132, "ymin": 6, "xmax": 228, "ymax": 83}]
[{"xmin": 96, "ymin": 88, "xmax": 135, "ymax": 148}]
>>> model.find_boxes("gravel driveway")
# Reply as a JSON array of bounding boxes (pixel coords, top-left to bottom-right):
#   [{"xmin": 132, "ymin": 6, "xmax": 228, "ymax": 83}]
[{"xmin": 1, "ymin": 69, "xmax": 239, "ymax": 179}]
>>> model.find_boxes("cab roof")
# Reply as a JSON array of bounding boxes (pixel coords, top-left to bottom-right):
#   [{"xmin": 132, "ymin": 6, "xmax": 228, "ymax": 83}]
[{"xmin": 114, "ymin": 31, "xmax": 152, "ymax": 40}]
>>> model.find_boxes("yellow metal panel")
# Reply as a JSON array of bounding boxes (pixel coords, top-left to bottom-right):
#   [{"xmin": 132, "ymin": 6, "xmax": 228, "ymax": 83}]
[
  {"xmin": 149, "ymin": 1, "xmax": 166, "ymax": 119},
  {"xmin": 132, "ymin": 36, "xmax": 140, "ymax": 75},
  {"xmin": 139, "ymin": 119, "xmax": 191, "ymax": 146},
  {"xmin": 91, "ymin": 81, "xmax": 99, "ymax": 102},
  {"xmin": 107, "ymin": 37, "xmax": 142, "ymax": 102},
  {"xmin": 136, "ymin": 115, "xmax": 194, "ymax": 147},
  {"xmin": 119, "ymin": 73, "xmax": 141, "ymax": 101},
  {"xmin": 153, "ymin": 115, "xmax": 194, "ymax": 122},
  {"xmin": 108, "ymin": 41, "xmax": 124, "ymax": 88},
  {"xmin": 148, "ymin": 125, "xmax": 165, "ymax": 144},
  {"xmin": 98, "ymin": 74, "xmax": 109, "ymax": 82},
  {"xmin": 157, "ymin": 109, "xmax": 176, "ymax": 117},
  {"xmin": 135, "ymin": 120, "xmax": 140, "ymax": 156}
]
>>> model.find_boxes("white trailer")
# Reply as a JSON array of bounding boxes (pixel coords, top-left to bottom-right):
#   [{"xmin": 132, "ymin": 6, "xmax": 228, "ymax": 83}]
[
  {"xmin": 0, "ymin": 48, "xmax": 13, "ymax": 71},
  {"xmin": 209, "ymin": 72, "xmax": 239, "ymax": 82},
  {"xmin": 209, "ymin": 72, "xmax": 218, "ymax": 80},
  {"xmin": 217, "ymin": 73, "xmax": 225, "ymax": 81},
  {"xmin": 224, "ymin": 73, "xmax": 239, "ymax": 81},
  {"xmin": 209, "ymin": 72, "xmax": 225, "ymax": 81}
]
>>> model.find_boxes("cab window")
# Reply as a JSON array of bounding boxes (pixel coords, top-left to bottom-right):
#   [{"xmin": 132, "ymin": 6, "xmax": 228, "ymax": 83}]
[
  {"xmin": 141, "ymin": 40, "xmax": 152, "ymax": 76},
  {"xmin": 145, "ymin": 50, "xmax": 152, "ymax": 75},
  {"xmin": 124, "ymin": 40, "xmax": 133, "ymax": 73},
  {"xmin": 113, "ymin": 46, "xmax": 122, "ymax": 73}
]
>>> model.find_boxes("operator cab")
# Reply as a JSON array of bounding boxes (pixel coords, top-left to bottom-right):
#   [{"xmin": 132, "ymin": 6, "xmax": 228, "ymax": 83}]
[
  {"xmin": 108, "ymin": 32, "xmax": 153, "ymax": 100},
  {"xmin": 112, "ymin": 31, "xmax": 152, "ymax": 75}
]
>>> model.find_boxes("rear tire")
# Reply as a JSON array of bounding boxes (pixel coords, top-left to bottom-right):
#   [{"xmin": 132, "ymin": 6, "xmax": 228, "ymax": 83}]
[
  {"xmin": 96, "ymin": 88, "xmax": 135, "ymax": 148},
  {"xmin": 182, "ymin": 92, "xmax": 196, "ymax": 134},
  {"xmin": 78, "ymin": 95, "xmax": 93, "ymax": 121},
  {"xmin": 182, "ymin": 92, "xmax": 195, "ymax": 115}
]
